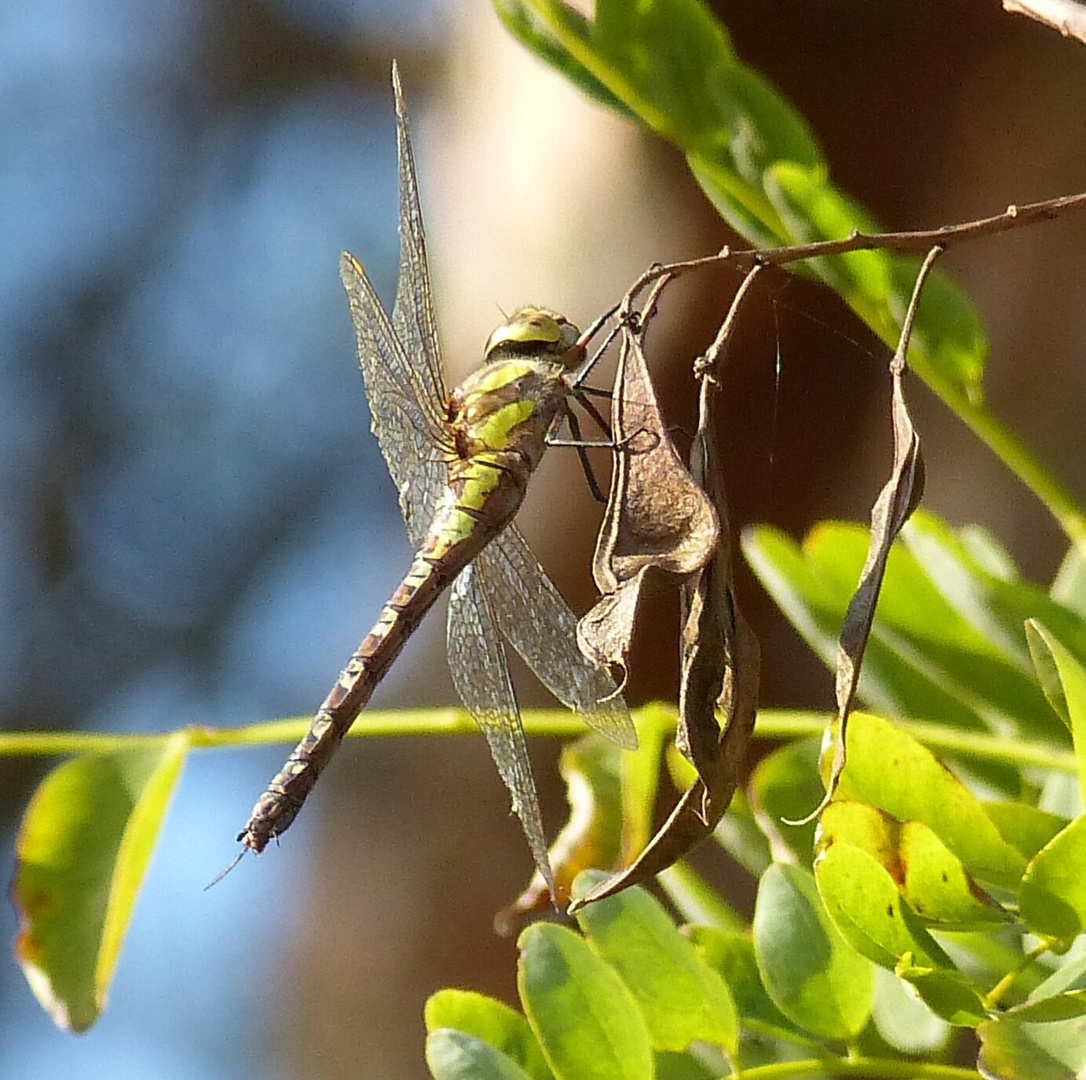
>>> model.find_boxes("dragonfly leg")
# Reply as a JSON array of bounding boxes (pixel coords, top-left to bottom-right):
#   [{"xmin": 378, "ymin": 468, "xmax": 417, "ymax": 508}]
[
  {"xmin": 545, "ymin": 407, "xmax": 610, "ymax": 503},
  {"xmin": 567, "ymin": 408, "xmax": 607, "ymax": 503}
]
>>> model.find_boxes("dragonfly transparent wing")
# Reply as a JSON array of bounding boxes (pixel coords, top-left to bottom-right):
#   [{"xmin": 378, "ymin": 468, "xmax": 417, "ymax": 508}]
[
  {"xmin": 340, "ymin": 254, "xmax": 446, "ymax": 546},
  {"xmin": 388, "ymin": 61, "xmax": 448, "ymax": 435},
  {"xmin": 446, "ymin": 563, "xmax": 554, "ymax": 895},
  {"xmin": 476, "ymin": 527, "xmax": 638, "ymax": 750}
]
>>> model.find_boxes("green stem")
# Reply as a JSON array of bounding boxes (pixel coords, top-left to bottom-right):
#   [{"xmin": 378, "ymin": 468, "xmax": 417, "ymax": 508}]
[
  {"xmin": 728, "ymin": 1059, "xmax": 978, "ymax": 1080},
  {"xmin": 984, "ymin": 939, "xmax": 1051, "ymax": 1009},
  {"xmin": 0, "ymin": 708, "xmax": 589, "ymax": 756},
  {"xmin": 754, "ymin": 709, "xmax": 1078, "ymax": 773},
  {"xmin": 0, "ymin": 707, "xmax": 1076, "ymax": 776}
]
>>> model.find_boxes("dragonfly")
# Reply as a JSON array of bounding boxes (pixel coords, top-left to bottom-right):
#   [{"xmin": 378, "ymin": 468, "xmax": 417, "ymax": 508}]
[{"xmin": 235, "ymin": 63, "xmax": 637, "ymax": 896}]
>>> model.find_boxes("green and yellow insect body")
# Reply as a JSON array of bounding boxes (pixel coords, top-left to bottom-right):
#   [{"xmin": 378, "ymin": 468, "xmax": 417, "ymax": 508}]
[{"xmin": 239, "ymin": 308, "xmax": 587, "ymax": 855}]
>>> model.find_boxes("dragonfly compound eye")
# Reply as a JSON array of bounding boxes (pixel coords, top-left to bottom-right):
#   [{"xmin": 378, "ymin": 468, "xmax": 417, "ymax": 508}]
[{"xmin": 484, "ymin": 307, "xmax": 582, "ymax": 359}]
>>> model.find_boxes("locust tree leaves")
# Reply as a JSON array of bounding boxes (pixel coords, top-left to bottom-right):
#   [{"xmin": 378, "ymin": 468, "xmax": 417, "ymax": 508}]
[
  {"xmin": 495, "ymin": 0, "xmax": 987, "ymax": 409},
  {"xmin": 430, "ymin": 881, "xmax": 740, "ymax": 1080}
]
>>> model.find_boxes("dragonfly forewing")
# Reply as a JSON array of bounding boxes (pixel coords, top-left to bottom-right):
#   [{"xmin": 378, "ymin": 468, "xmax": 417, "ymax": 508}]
[
  {"xmin": 340, "ymin": 252, "xmax": 447, "ymax": 544},
  {"xmin": 388, "ymin": 64, "xmax": 448, "ymax": 425}
]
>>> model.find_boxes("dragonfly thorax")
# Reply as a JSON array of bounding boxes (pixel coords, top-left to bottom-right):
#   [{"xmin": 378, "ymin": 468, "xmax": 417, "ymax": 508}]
[
  {"xmin": 447, "ymin": 306, "xmax": 585, "ymax": 474},
  {"xmin": 447, "ymin": 356, "xmax": 571, "ymax": 472}
]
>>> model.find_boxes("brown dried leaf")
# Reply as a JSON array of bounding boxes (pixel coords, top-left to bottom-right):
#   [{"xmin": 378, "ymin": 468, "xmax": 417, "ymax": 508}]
[
  {"xmin": 796, "ymin": 250, "xmax": 936, "ymax": 824},
  {"xmin": 816, "ymin": 363, "xmax": 924, "ymax": 805},
  {"xmin": 569, "ymin": 597, "xmax": 759, "ymax": 911},
  {"xmin": 576, "ymin": 326, "xmax": 718, "ymax": 676},
  {"xmin": 570, "ymin": 274, "xmax": 763, "ymax": 911}
]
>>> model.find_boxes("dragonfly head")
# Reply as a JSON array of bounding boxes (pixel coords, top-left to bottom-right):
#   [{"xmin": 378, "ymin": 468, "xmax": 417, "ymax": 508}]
[{"xmin": 483, "ymin": 308, "xmax": 582, "ymax": 367}]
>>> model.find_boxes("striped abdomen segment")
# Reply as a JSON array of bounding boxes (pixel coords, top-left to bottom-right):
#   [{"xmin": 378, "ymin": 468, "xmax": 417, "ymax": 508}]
[{"xmin": 238, "ymin": 490, "xmax": 499, "ymax": 855}]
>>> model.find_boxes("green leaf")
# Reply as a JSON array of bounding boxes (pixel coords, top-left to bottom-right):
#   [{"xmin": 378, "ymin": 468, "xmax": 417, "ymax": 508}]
[
  {"xmin": 492, "ymin": 0, "xmax": 634, "ymax": 117},
  {"xmin": 978, "ymin": 1015, "xmax": 1086, "ymax": 1080},
  {"xmin": 749, "ymin": 737, "xmax": 823, "ymax": 867},
  {"xmin": 1008, "ymin": 991, "xmax": 1086, "ymax": 1023},
  {"xmin": 653, "ymin": 1050, "xmax": 720, "ymax": 1080},
  {"xmin": 870, "ymin": 966, "xmax": 950, "ymax": 1054},
  {"xmin": 1051, "ymin": 544, "xmax": 1086, "ymax": 619},
  {"xmin": 742, "ymin": 523, "xmax": 1032, "ymax": 754},
  {"xmin": 834, "ymin": 712, "xmax": 1027, "ymax": 890},
  {"xmin": 518, "ymin": 922, "xmax": 653, "ymax": 1080},
  {"xmin": 689, "ymin": 925, "xmax": 803, "ymax": 1036},
  {"xmin": 1019, "ymin": 815, "xmax": 1086, "ymax": 943},
  {"xmin": 960, "ymin": 525, "xmax": 1020, "ymax": 582},
  {"xmin": 1026, "ymin": 622, "xmax": 1072, "ymax": 728},
  {"xmin": 813, "ymin": 840, "xmax": 952, "ymax": 971},
  {"xmin": 903, "ymin": 514, "xmax": 1086, "ymax": 739},
  {"xmin": 894, "ymin": 958, "xmax": 989, "ymax": 1027},
  {"xmin": 745, "ymin": 517, "xmax": 1072, "ymax": 764},
  {"xmin": 573, "ymin": 873, "xmax": 738, "ymax": 1054},
  {"xmin": 426, "ymin": 1029, "xmax": 535, "ymax": 1080},
  {"xmin": 813, "ymin": 840, "xmax": 988, "ymax": 1024},
  {"xmin": 11, "ymin": 739, "xmax": 188, "ymax": 1032},
  {"xmin": 752, "ymin": 863, "xmax": 873, "ymax": 1039},
  {"xmin": 818, "ymin": 801, "xmax": 1010, "ymax": 929},
  {"xmin": 1025, "ymin": 621, "xmax": 1086, "ymax": 805},
  {"xmin": 425, "ymin": 990, "xmax": 552, "ymax": 1080},
  {"xmin": 985, "ymin": 802, "xmax": 1068, "ymax": 861},
  {"xmin": 1009, "ymin": 948, "xmax": 1086, "ymax": 1022}
]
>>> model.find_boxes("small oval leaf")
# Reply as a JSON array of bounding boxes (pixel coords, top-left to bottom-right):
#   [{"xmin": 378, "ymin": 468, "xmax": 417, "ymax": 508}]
[
  {"xmin": 426, "ymin": 1028, "xmax": 535, "ymax": 1080},
  {"xmin": 12, "ymin": 739, "xmax": 188, "ymax": 1032},
  {"xmin": 1019, "ymin": 815, "xmax": 1086, "ymax": 943},
  {"xmin": 573, "ymin": 872, "xmax": 738, "ymax": 1054},
  {"xmin": 518, "ymin": 923, "xmax": 652, "ymax": 1080},
  {"xmin": 425, "ymin": 990, "xmax": 551, "ymax": 1080},
  {"xmin": 978, "ymin": 1015, "xmax": 1086, "ymax": 1080},
  {"xmin": 814, "ymin": 840, "xmax": 950, "ymax": 971},
  {"xmin": 753, "ymin": 863, "xmax": 873, "ymax": 1039}
]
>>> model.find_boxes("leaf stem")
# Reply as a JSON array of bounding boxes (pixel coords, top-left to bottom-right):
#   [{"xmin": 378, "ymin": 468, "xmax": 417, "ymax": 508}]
[
  {"xmin": 726, "ymin": 1059, "xmax": 979, "ymax": 1080},
  {"xmin": 0, "ymin": 707, "xmax": 1075, "ymax": 776},
  {"xmin": 983, "ymin": 938, "xmax": 1052, "ymax": 1008}
]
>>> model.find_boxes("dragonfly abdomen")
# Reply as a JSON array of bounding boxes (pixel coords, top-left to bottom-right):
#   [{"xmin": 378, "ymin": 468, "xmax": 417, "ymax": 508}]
[{"xmin": 238, "ymin": 474, "xmax": 524, "ymax": 855}]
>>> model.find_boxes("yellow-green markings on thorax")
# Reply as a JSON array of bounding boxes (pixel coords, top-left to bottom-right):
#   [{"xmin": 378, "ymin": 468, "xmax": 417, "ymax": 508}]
[{"xmin": 437, "ymin": 307, "xmax": 583, "ymax": 543}]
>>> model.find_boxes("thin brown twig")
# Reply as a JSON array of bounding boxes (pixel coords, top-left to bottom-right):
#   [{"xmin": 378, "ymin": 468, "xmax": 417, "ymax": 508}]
[
  {"xmin": 892, "ymin": 245, "xmax": 945, "ymax": 376},
  {"xmin": 619, "ymin": 191, "xmax": 1086, "ymax": 303},
  {"xmin": 694, "ymin": 262, "xmax": 766, "ymax": 387}
]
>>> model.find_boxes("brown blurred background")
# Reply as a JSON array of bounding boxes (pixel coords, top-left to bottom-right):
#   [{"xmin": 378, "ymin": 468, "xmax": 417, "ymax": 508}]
[{"xmin": 2, "ymin": 1, "xmax": 1085, "ymax": 1077}]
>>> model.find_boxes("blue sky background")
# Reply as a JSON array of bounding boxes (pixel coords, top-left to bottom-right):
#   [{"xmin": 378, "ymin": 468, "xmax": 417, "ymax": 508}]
[{"xmin": 0, "ymin": 1, "xmax": 434, "ymax": 1076}]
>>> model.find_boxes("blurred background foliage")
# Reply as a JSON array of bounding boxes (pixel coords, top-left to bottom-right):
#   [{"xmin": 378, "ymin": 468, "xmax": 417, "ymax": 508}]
[{"xmin": 2, "ymin": 1, "xmax": 1085, "ymax": 1077}]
